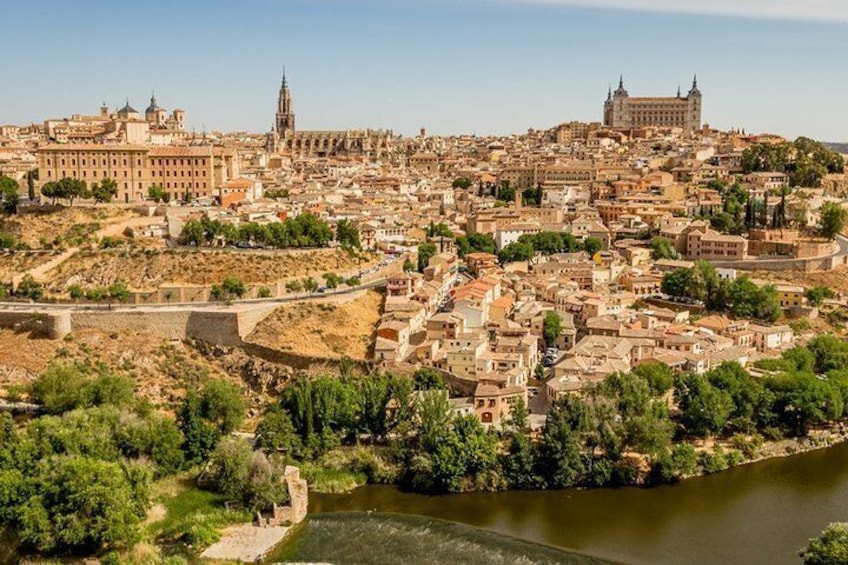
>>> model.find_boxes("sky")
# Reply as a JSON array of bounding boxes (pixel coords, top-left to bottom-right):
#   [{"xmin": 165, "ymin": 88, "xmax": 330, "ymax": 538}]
[{"xmin": 1, "ymin": 0, "xmax": 847, "ymax": 140}]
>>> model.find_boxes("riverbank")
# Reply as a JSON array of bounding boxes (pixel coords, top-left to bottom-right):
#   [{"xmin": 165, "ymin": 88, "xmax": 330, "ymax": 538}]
[{"xmin": 307, "ymin": 440, "xmax": 848, "ymax": 565}]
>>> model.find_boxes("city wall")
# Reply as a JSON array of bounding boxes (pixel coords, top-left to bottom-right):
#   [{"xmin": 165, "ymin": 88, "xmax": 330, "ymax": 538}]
[
  {"xmin": 0, "ymin": 311, "xmax": 71, "ymax": 339},
  {"xmin": 713, "ymin": 253, "xmax": 848, "ymax": 272},
  {"xmin": 71, "ymin": 306, "xmax": 276, "ymax": 346}
]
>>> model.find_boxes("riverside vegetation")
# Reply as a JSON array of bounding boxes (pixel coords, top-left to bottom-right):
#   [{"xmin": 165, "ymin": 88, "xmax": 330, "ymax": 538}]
[
  {"xmin": 5, "ymin": 335, "xmax": 848, "ymax": 559},
  {"xmin": 258, "ymin": 334, "xmax": 848, "ymax": 495}
]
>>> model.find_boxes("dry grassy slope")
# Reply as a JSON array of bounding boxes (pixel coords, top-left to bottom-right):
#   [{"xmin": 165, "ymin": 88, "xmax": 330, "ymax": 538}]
[
  {"xmin": 750, "ymin": 266, "xmax": 848, "ymax": 294},
  {"xmin": 246, "ymin": 290, "xmax": 385, "ymax": 361},
  {"xmin": 0, "ymin": 207, "xmax": 132, "ymax": 248},
  {"xmin": 44, "ymin": 248, "xmax": 376, "ymax": 290},
  {"xmin": 0, "ymin": 253, "xmax": 57, "ymax": 282},
  {"xmin": 0, "ymin": 328, "xmax": 236, "ymax": 410}
]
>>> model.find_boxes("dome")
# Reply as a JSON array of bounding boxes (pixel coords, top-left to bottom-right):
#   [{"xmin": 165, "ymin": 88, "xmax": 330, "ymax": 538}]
[
  {"xmin": 145, "ymin": 93, "xmax": 159, "ymax": 114},
  {"xmin": 118, "ymin": 100, "xmax": 138, "ymax": 115}
]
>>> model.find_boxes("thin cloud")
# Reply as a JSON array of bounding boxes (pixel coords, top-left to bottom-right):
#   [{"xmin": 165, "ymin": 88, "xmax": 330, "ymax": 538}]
[{"xmin": 503, "ymin": 0, "xmax": 848, "ymax": 22}]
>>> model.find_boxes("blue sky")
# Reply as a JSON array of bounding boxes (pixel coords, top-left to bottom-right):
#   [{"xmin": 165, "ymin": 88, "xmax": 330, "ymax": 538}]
[{"xmin": 1, "ymin": 0, "xmax": 847, "ymax": 140}]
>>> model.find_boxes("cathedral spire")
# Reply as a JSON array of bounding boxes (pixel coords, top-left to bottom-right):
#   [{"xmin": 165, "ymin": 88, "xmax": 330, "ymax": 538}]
[
  {"xmin": 281, "ymin": 65, "xmax": 287, "ymax": 89},
  {"xmin": 692, "ymin": 74, "xmax": 698, "ymax": 88},
  {"xmin": 619, "ymin": 74, "xmax": 624, "ymax": 89}
]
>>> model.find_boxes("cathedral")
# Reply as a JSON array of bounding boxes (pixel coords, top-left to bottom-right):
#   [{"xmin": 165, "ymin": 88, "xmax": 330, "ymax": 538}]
[
  {"xmin": 603, "ymin": 76, "xmax": 702, "ymax": 132},
  {"xmin": 266, "ymin": 70, "xmax": 395, "ymax": 160}
]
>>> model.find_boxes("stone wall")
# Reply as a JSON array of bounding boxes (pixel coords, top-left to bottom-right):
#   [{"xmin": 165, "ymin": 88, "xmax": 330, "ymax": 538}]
[
  {"xmin": 0, "ymin": 311, "xmax": 70, "ymax": 339},
  {"xmin": 71, "ymin": 308, "xmax": 261, "ymax": 346},
  {"xmin": 261, "ymin": 466, "xmax": 308, "ymax": 527}
]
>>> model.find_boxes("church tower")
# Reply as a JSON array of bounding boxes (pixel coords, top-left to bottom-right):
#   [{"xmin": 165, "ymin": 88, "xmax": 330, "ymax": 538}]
[{"xmin": 275, "ymin": 68, "xmax": 295, "ymax": 136}]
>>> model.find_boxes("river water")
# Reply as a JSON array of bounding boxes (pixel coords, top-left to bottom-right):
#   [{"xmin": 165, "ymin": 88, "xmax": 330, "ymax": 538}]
[{"xmin": 311, "ymin": 442, "xmax": 848, "ymax": 565}]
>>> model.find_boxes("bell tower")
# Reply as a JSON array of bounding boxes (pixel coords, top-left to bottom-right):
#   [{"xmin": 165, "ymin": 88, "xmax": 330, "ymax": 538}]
[{"xmin": 275, "ymin": 67, "xmax": 295, "ymax": 136}]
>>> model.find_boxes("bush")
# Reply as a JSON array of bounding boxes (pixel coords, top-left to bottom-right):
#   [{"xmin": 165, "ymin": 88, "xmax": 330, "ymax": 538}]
[
  {"xmin": 15, "ymin": 274, "xmax": 43, "ymax": 300},
  {"xmin": 699, "ymin": 447, "xmax": 730, "ymax": 474}
]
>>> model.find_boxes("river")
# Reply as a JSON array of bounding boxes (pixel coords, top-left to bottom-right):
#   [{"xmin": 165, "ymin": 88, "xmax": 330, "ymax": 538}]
[{"xmin": 310, "ymin": 441, "xmax": 848, "ymax": 565}]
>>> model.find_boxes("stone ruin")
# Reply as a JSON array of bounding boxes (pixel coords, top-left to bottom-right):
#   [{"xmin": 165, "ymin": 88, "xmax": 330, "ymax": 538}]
[{"xmin": 256, "ymin": 465, "xmax": 308, "ymax": 527}]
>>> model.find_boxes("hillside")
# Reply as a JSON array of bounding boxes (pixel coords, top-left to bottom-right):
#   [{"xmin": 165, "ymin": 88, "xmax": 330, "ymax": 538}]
[
  {"xmin": 0, "ymin": 206, "xmax": 134, "ymax": 248},
  {"xmin": 43, "ymin": 247, "xmax": 376, "ymax": 290},
  {"xmin": 246, "ymin": 290, "xmax": 385, "ymax": 361}
]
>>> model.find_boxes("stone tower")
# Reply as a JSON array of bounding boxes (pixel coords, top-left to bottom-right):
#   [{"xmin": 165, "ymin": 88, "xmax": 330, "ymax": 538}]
[
  {"xmin": 275, "ymin": 68, "xmax": 295, "ymax": 136},
  {"xmin": 686, "ymin": 75, "xmax": 702, "ymax": 132}
]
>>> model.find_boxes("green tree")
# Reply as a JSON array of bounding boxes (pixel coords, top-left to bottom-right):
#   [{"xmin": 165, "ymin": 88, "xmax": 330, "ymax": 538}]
[
  {"xmin": 403, "ymin": 257, "xmax": 415, "ymax": 272},
  {"xmin": 662, "ymin": 268, "xmax": 691, "ymax": 298},
  {"xmin": 801, "ymin": 522, "xmax": 848, "ymax": 565},
  {"xmin": 15, "ymin": 274, "xmax": 43, "ymax": 300},
  {"xmin": 255, "ymin": 407, "xmax": 302, "ymax": 456},
  {"xmin": 335, "ymin": 219, "xmax": 361, "ymax": 248},
  {"xmin": 807, "ymin": 286, "xmax": 836, "ymax": 307},
  {"xmin": 674, "ymin": 373, "xmax": 734, "ymax": 437},
  {"xmin": 322, "ymin": 272, "xmax": 343, "ymax": 289},
  {"xmin": 498, "ymin": 241, "xmax": 534, "ymax": 263},
  {"xmin": 147, "ymin": 184, "xmax": 169, "ymax": 203},
  {"xmin": 206, "ymin": 436, "xmax": 289, "ymax": 512},
  {"xmin": 178, "ymin": 380, "xmax": 244, "ymax": 463},
  {"xmin": 456, "ymin": 233, "xmax": 496, "ymax": 257},
  {"xmin": 68, "ymin": 284, "xmax": 84, "ymax": 301},
  {"xmin": 650, "ymin": 237, "xmax": 679, "ymax": 260},
  {"xmin": 302, "ymin": 276, "xmax": 318, "ymax": 294},
  {"xmin": 538, "ymin": 397, "xmax": 588, "ymax": 488},
  {"xmin": 417, "ymin": 242, "xmax": 437, "ymax": 272},
  {"xmin": 426, "ymin": 221, "xmax": 454, "ymax": 239},
  {"xmin": 583, "ymin": 237, "xmax": 603, "ymax": 257},
  {"xmin": 221, "ymin": 276, "xmax": 247, "ymax": 299},
  {"xmin": 285, "ymin": 279, "xmax": 304, "ymax": 293},
  {"xmin": 820, "ymin": 202, "xmax": 847, "ymax": 240},
  {"xmin": 452, "ymin": 177, "xmax": 472, "ymax": 189},
  {"xmin": 413, "ymin": 367, "xmax": 446, "ymax": 391},
  {"xmin": 107, "ymin": 281, "xmax": 131, "ymax": 304},
  {"xmin": 542, "ymin": 311, "xmax": 562, "ymax": 348},
  {"xmin": 766, "ymin": 372, "xmax": 843, "ymax": 436},
  {"xmin": 633, "ymin": 363, "xmax": 675, "ymax": 396},
  {"xmin": 706, "ymin": 362, "xmax": 773, "ymax": 432},
  {"xmin": 0, "ymin": 175, "xmax": 19, "ymax": 214},
  {"xmin": 91, "ymin": 178, "xmax": 118, "ymax": 204},
  {"xmin": 26, "ymin": 169, "xmax": 37, "ymax": 201},
  {"xmin": 18, "ymin": 455, "xmax": 150, "ymax": 553}
]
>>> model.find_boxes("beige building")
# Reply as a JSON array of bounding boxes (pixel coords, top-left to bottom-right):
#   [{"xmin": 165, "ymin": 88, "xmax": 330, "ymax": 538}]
[
  {"xmin": 604, "ymin": 77, "xmax": 702, "ymax": 132},
  {"xmin": 37, "ymin": 144, "xmax": 239, "ymax": 203}
]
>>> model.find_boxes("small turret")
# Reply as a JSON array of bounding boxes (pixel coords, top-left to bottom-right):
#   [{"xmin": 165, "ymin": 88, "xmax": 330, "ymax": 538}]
[
  {"xmin": 613, "ymin": 75, "xmax": 629, "ymax": 97},
  {"xmin": 688, "ymin": 74, "xmax": 701, "ymax": 97}
]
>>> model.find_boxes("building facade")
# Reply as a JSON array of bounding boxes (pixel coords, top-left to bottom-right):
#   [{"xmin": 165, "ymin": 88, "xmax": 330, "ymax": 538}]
[
  {"xmin": 603, "ymin": 76, "xmax": 702, "ymax": 132},
  {"xmin": 37, "ymin": 144, "xmax": 239, "ymax": 203}
]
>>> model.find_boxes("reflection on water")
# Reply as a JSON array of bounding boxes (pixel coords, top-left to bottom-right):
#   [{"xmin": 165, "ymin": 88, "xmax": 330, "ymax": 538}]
[{"xmin": 311, "ymin": 442, "xmax": 848, "ymax": 565}]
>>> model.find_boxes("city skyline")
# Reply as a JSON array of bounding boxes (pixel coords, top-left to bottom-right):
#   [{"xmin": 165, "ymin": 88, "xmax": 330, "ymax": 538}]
[{"xmin": 1, "ymin": 0, "xmax": 847, "ymax": 140}]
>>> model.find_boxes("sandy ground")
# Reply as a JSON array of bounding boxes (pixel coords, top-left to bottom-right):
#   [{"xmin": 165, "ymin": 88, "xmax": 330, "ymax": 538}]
[
  {"xmin": 200, "ymin": 524, "xmax": 290, "ymax": 562},
  {"xmin": 246, "ymin": 290, "xmax": 384, "ymax": 360}
]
